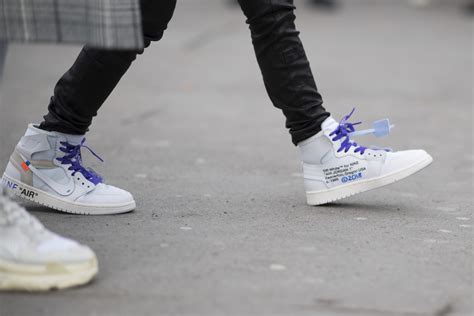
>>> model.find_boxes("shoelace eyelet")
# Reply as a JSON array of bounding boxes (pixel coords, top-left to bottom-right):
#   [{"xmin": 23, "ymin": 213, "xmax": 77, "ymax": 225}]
[
  {"xmin": 330, "ymin": 108, "xmax": 393, "ymax": 156},
  {"xmin": 57, "ymin": 139, "xmax": 104, "ymax": 185}
]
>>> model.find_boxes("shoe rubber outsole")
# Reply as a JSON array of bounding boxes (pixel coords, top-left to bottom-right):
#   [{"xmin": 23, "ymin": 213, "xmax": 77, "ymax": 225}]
[
  {"xmin": 306, "ymin": 155, "xmax": 433, "ymax": 206},
  {"xmin": 1, "ymin": 174, "xmax": 136, "ymax": 215},
  {"xmin": 0, "ymin": 257, "xmax": 98, "ymax": 292}
]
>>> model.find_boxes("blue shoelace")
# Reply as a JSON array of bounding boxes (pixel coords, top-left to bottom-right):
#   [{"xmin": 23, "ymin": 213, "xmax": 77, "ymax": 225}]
[
  {"xmin": 329, "ymin": 108, "xmax": 394, "ymax": 155},
  {"xmin": 56, "ymin": 139, "xmax": 103, "ymax": 185}
]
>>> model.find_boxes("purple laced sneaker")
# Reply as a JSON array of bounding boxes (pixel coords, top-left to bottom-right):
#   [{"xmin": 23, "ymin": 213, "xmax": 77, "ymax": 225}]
[
  {"xmin": 329, "ymin": 108, "xmax": 394, "ymax": 155},
  {"xmin": 56, "ymin": 139, "xmax": 104, "ymax": 185}
]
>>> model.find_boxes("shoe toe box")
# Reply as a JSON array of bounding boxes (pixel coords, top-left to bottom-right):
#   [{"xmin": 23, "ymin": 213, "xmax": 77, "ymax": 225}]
[
  {"xmin": 30, "ymin": 234, "xmax": 97, "ymax": 264},
  {"xmin": 382, "ymin": 149, "xmax": 433, "ymax": 174},
  {"xmin": 76, "ymin": 183, "xmax": 135, "ymax": 206}
]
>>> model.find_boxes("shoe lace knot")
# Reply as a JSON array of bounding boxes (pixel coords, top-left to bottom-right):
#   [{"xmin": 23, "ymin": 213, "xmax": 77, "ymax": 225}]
[
  {"xmin": 329, "ymin": 108, "xmax": 394, "ymax": 155},
  {"xmin": 56, "ymin": 138, "xmax": 103, "ymax": 185}
]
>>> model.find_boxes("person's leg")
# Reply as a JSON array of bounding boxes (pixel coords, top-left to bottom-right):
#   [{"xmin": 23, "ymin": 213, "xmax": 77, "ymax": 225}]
[
  {"xmin": 39, "ymin": 0, "xmax": 177, "ymax": 135},
  {"xmin": 2, "ymin": 0, "xmax": 178, "ymax": 214},
  {"xmin": 0, "ymin": 42, "xmax": 97, "ymax": 291},
  {"xmin": 238, "ymin": 0, "xmax": 330, "ymax": 145},
  {"xmin": 239, "ymin": 1, "xmax": 433, "ymax": 205}
]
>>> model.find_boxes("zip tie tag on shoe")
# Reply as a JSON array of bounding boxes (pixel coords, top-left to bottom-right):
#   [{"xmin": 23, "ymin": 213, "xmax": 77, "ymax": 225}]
[{"xmin": 349, "ymin": 119, "xmax": 394, "ymax": 138}]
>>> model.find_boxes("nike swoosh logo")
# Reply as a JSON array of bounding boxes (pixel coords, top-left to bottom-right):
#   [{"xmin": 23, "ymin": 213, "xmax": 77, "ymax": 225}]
[{"xmin": 19, "ymin": 153, "xmax": 75, "ymax": 196}]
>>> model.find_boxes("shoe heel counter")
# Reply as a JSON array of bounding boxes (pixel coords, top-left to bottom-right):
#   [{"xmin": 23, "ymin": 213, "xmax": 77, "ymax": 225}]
[
  {"xmin": 299, "ymin": 134, "xmax": 333, "ymax": 165},
  {"xmin": 3, "ymin": 150, "xmax": 33, "ymax": 185},
  {"xmin": 4, "ymin": 161, "xmax": 21, "ymax": 180},
  {"xmin": 304, "ymin": 178, "xmax": 328, "ymax": 193},
  {"xmin": 2, "ymin": 162, "xmax": 22, "ymax": 193},
  {"xmin": 302, "ymin": 163, "xmax": 328, "ymax": 193}
]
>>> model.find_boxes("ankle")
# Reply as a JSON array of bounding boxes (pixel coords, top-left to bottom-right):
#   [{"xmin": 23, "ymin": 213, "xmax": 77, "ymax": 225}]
[{"xmin": 38, "ymin": 120, "xmax": 87, "ymax": 136}]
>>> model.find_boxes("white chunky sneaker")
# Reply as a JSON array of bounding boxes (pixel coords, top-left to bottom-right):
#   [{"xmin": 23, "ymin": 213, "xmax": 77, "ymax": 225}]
[
  {"xmin": 0, "ymin": 194, "xmax": 98, "ymax": 291},
  {"xmin": 2, "ymin": 125, "xmax": 136, "ymax": 215},
  {"xmin": 299, "ymin": 109, "xmax": 433, "ymax": 205}
]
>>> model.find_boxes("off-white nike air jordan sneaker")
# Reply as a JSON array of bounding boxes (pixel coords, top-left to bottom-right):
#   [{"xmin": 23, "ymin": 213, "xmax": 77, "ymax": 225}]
[
  {"xmin": 299, "ymin": 109, "xmax": 433, "ymax": 205},
  {"xmin": 2, "ymin": 125, "xmax": 136, "ymax": 215},
  {"xmin": 0, "ymin": 194, "xmax": 98, "ymax": 291}
]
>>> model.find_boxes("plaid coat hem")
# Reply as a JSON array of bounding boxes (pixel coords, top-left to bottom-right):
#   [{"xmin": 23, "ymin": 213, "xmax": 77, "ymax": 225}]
[{"xmin": 0, "ymin": 0, "xmax": 143, "ymax": 49}]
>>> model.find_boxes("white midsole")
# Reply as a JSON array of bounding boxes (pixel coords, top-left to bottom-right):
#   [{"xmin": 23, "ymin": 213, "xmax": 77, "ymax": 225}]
[
  {"xmin": 306, "ymin": 156, "xmax": 433, "ymax": 205},
  {"xmin": 2, "ymin": 174, "xmax": 136, "ymax": 215},
  {"xmin": 0, "ymin": 257, "xmax": 98, "ymax": 291}
]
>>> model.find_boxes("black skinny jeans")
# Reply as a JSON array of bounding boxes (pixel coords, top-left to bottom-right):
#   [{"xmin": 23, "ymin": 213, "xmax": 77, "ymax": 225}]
[{"xmin": 40, "ymin": 0, "xmax": 330, "ymax": 145}]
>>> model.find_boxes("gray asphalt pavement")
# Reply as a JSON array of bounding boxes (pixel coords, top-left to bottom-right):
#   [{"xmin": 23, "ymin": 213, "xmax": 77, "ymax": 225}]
[{"xmin": 0, "ymin": 1, "xmax": 472, "ymax": 315}]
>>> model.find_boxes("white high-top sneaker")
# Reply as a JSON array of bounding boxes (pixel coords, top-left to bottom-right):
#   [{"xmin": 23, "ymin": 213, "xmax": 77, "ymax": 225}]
[
  {"xmin": 0, "ymin": 194, "xmax": 98, "ymax": 291},
  {"xmin": 2, "ymin": 125, "xmax": 136, "ymax": 215},
  {"xmin": 299, "ymin": 109, "xmax": 433, "ymax": 205}
]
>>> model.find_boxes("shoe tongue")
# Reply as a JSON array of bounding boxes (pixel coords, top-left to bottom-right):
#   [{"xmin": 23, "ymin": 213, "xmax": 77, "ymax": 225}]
[
  {"xmin": 51, "ymin": 130, "xmax": 84, "ymax": 146},
  {"xmin": 321, "ymin": 116, "xmax": 339, "ymax": 132},
  {"xmin": 62, "ymin": 134, "xmax": 84, "ymax": 146}
]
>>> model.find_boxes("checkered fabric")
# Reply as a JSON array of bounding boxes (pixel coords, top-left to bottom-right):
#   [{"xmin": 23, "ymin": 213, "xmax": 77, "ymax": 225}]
[{"xmin": 0, "ymin": 0, "xmax": 143, "ymax": 49}]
